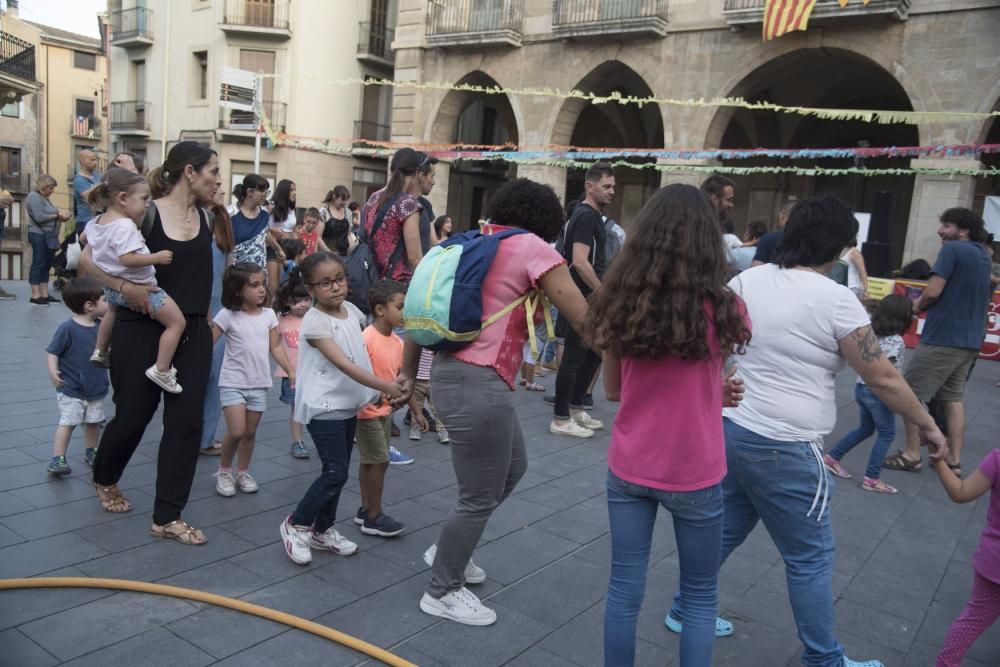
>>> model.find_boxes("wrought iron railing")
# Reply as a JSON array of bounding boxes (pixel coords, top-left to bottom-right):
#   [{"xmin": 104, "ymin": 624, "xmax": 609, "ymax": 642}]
[
  {"xmin": 0, "ymin": 172, "xmax": 30, "ymax": 193},
  {"xmin": 358, "ymin": 22, "xmax": 395, "ymax": 62},
  {"xmin": 223, "ymin": 0, "xmax": 291, "ymax": 30},
  {"xmin": 111, "ymin": 7, "xmax": 154, "ymax": 42},
  {"xmin": 110, "ymin": 101, "xmax": 151, "ymax": 132},
  {"xmin": 426, "ymin": 0, "xmax": 523, "ymax": 36},
  {"xmin": 354, "ymin": 120, "xmax": 391, "ymax": 143},
  {"xmin": 0, "ymin": 32, "xmax": 36, "ymax": 82},
  {"xmin": 552, "ymin": 0, "xmax": 668, "ymax": 25}
]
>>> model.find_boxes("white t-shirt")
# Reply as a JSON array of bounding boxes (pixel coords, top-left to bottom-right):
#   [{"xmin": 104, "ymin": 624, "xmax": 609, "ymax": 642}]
[
  {"xmin": 294, "ymin": 302, "xmax": 380, "ymax": 424},
  {"xmin": 723, "ymin": 233, "xmax": 743, "ymax": 251},
  {"xmin": 269, "ymin": 209, "xmax": 297, "ymax": 234},
  {"xmin": 724, "ymin": 264, "xmax": 870, "ymax": 442},
  {"xmin": 213, "ymin": 307, "xmax": 279, "ymax": 389},
  {"xmin": 86, "ymin": 216, "xmax": 156, "ymax": 285},
  {"xmin": 841, "ymin": 248, "xmax": 862, "ymax": 292}
]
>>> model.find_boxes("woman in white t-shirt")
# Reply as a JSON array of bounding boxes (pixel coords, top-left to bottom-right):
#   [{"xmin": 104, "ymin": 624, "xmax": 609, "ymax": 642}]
[{"xmin": 665, "ymin": 194, "xmax": 946, "ymax": 667}]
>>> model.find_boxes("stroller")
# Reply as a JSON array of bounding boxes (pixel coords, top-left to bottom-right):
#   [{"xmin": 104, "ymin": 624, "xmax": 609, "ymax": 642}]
[{"xmin": 51, "ymin": 229, "xmax": 81, "ymax": 291}]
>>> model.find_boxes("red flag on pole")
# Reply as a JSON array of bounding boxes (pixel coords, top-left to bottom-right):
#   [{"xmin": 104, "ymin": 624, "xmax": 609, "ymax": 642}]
[{"xmin": 763, "ymin": 0, "xmax": 818, "ymax": 41}]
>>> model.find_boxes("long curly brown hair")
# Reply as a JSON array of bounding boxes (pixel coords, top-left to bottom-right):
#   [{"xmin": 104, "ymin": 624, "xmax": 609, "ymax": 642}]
[{"xmin": 587, "ymin": 184, "xmax": 751, "ymax": 360}]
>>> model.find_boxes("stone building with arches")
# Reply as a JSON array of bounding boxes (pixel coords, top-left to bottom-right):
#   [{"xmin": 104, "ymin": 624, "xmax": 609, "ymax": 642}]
[{"xmin": 390, "ymin": 0, "xmax": 999, "ymax": 267}]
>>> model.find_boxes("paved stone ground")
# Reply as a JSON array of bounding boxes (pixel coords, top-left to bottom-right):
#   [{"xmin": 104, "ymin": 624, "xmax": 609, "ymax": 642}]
[{"xmin": 0, "ymin": 279, "xmax": 998, "ymax": 666}]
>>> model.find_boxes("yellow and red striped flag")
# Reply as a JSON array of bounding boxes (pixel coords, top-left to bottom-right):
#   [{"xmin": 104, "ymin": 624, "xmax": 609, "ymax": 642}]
[{"xmin": 763, "ymin": 0, "xmax": 818, "ymax": 41}]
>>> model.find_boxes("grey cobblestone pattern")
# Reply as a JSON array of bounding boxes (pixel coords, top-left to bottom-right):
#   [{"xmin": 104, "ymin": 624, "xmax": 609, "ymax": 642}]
[{"xmin": 0, "ymin": 280, "xmax": 998, "ymax": 666}]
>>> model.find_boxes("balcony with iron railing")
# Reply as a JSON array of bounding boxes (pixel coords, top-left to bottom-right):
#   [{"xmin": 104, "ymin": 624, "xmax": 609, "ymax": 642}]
[
  {"xmin": 218, "ymin": 100, "xmax": 287, "ymax": 137},
  {"xmin": 0, "ymin": 172, "xmax": 30, "ymax": 194},
  {"xmin": 110, "ymin": 7, "xmax": 154, "ymax": 48},
  {"xmin": 552, "ymin": 0, "xmax": 668, "ymax": 39},
  {"xmin": 0, "ymin": 32, "xmax": 37, "ymax": 99},
  {"xmin": 71, "ymin": 115, "xmax": 101, "ymax": 140},
  {"xmin": 722, "ymin": 0, "xmax": 910, "ymax": 27},
  {"xmin": 357, "ymin": 22, "xmax": 395, "ymax": 68},
  {"xmin": 221, "ymin": 0, "xmax": 291, "ymax": 39},
  {"xmin": 110, "ymin": 101, "xmax": 151, "ymax": 134},
  {"xmin": 353, "ymin": 120, "xmax": 391, "ymax": 144},
  {"xmin": 426, "ymin": 0, "xmax": 523, "ymax": 49}
]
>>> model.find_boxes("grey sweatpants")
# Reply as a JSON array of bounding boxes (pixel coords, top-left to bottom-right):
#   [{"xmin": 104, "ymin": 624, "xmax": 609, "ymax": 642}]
[{"xmin": 426, "ymin": 354, "xmax": 527, "ymax": 598}]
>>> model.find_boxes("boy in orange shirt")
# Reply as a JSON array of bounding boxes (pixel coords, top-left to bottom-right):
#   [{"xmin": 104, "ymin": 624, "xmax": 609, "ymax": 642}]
[{"xmin": 353, "ymin": 280, "xmax": 424, "ymax": 537}]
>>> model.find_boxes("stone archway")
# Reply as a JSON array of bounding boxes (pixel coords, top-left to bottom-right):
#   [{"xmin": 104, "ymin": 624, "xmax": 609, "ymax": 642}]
[
  {"xmin": 973, "ymin": 96, "xmax": 1000, "ymax": 217},
  {"xmin": 702, "ymin": 47, "xmax": 919, "ymax": 270},
  {"xmin": 426, "ymin": 71, "xmax": 520, "ymax": 232},
  {"xmin": 549, "ymin": 60, "xmax": 665, "ymax": 226}
]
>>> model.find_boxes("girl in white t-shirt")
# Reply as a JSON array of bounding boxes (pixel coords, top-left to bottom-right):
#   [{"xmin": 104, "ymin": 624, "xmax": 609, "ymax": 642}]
[
  {"xmin": 824, "ymin": 294, "xmax": 913, "ymax": 494},
  {"xmin": 84, "ymin": 168, "xmax": 187, "ymax": 394},
  {"xmin": 210, "ymin": 262, "xmax": 295, "ymax": 497},
  {"xmin": 279, "ymin": 251, "xmax": 402, "ymax": 566}
]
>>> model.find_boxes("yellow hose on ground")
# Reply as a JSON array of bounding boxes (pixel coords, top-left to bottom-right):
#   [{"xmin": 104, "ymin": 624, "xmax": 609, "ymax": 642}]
[{"xmin": 0, "ymin": 577, "xmax": 417, "ymax": 667}]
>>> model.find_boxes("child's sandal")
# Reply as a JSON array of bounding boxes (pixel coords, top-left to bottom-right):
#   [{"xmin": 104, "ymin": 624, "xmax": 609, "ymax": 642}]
[
  {"xmin": 862, "ymin": 477, "xmax": 898, "ymax": 494},
  {"xmin": 150, "ymin": 519, "xmax": 207, "ymax": 545},
  {"xmin": 95, "ymin": 483, "xmax": 132, "ymax": 513}
]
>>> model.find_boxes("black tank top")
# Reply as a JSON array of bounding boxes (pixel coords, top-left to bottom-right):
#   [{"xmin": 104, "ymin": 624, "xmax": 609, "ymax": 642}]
[{"xmin": 147, "ymin": 207, "xmax": 212, "ymax": 316}]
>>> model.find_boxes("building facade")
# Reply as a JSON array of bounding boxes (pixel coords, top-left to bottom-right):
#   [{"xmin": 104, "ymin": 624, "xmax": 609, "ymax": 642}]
[
  {"xmin": 392, "ymin": 0, "xmax": 1000, "ymax": 268},
  {"xmin": 106, "ymin": 0, "xmax": 399, "ymax": 210}
]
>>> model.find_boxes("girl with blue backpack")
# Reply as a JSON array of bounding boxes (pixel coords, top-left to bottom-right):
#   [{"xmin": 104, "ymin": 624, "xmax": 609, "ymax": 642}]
[{"xmin": 394, "ymin": 178, "xmax": 591, "ymax": 627}]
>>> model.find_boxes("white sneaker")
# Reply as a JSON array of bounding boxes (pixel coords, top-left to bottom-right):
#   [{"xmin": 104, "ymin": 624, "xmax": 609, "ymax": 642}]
[
  {"xmin": 235, "ymin": 472, "xmax": 258, "ymax": 493},
  {"xmin": 549, "ymin": 420, "xmax": 594, "ymax": 438},
  {"xmin": 280, "ymin": 516, "xmax": 312, "ymax": 565},
  {"xmin": 214, "ymin": 470, "xmax": 236, "ymax": 497},
  {"xmin": 309, "ymin": 526, "xmax": 358, "ymax": 556},
  {"xmin": 408, "ymin": 422, "xmax": 422, "ymax": 441},
  {"xmin": 437, "ymin": 429, "xmax": 450, "ymax": 444},
  {"xmin": 423, "ymin": 543, "xmax": 486, "ymax": 584},
  {"xmin": 145, "ymin": 365, "xmax": 182, "ymax": 394},
  {"xmin": 420, "ymin": 588, "xmax": 496, "ymax": 626},
  {"xmin": 572, "ymin": 411, "xmax": 604, "ymax": 430}
]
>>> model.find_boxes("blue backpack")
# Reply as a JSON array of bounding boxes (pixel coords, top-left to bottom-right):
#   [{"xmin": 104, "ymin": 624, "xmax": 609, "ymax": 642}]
[{"xmin": 404, "ymin": 225, "xmax": 552, "ymax": 352}]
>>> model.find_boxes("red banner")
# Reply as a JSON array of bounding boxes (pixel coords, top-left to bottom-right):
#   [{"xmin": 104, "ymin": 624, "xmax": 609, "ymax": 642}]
[{"xmin": 892, "ymin": 279, "xmax": 1000, "ymax": 361}]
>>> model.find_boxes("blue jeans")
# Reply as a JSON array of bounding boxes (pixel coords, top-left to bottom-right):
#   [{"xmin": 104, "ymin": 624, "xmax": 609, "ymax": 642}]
[
  {"xmin": 290, "ymin": 417, "xmax": 355, "ymax": 533},
  {"xmin": 670, "ymin": 419, "xmax": 843, "ymax": 667},
  {"xmin": 828, "ymin": 384, "xmax": 895, "ymax": 479},
  {"xmin": 605, "ymin": 470, "xmax": 722, "ymax": 667},
  {"xmin": 28, "ymin": 232, "xmax": 54, "ymax": 285},
  {"xmin": 199, "ymin": 337, "xmax": 225, "ymax": 449}
]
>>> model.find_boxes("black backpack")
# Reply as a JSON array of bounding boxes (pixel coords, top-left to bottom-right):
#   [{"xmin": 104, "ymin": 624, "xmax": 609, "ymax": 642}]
[{"xmin": 347, "ymin": 194, "xmax": 404, "ymax": 314}]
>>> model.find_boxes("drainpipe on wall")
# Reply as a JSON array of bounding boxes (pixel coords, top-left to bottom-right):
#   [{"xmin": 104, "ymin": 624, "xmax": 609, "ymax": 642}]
[{"xmin": 159, "ymin": 1, "xmax": 170, "ymax": 163}]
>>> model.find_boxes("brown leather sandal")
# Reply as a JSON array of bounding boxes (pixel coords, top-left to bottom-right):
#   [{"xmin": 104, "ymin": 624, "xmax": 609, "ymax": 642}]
[
  {"xmin": 150, "ymin": 520, "xmax": 207, "ymax": 546},
  {"xmin": 95, "ymin": 483, "xmax": 132, "ymax": 513}
]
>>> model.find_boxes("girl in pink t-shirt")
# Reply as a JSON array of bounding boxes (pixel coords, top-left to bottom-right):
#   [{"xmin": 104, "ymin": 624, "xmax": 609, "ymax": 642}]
[
  {"xmin": 275, "ymin": 276, "xmax": 312, "ymax": 459},
  {"xmin": 933, "ymin": 449, "xmax": 1000, "ymax": 666},
  {"xmin": 588, "ymin": 184, "xmax": 751, "ymax": 667}
]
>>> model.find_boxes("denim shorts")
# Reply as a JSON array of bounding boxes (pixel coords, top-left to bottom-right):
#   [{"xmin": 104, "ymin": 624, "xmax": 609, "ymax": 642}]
[
  {"xmin": 103, "ymin": 286, "xmax": 168, "ymax": 314},
  {"xmin": 278, "ymin": 377, "xmax": 295, "ymax": 405},
  {"xmin": 56, "ymin": 393, "xmax": 105, "ymax": 426},
  {"xmin": 220, "ymin": 386, "xmax": 268, "ymax": 411}
]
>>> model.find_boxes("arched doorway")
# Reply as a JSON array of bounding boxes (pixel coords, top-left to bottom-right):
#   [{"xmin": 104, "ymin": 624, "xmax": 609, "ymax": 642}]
[
  {"xmin": 974, "ymin": 99, "xmax": 1000, "ymax": 221},
  {"xmin": 708, "ymin": 49, "xmax": 919, "ymax": 269},
  {"xmin": 429, "ymin": 71, "xmax": 519, "ymax": 232},
  {"xmin": 551, "ymin": 61, "xmax": 664, "ymax": 227}
]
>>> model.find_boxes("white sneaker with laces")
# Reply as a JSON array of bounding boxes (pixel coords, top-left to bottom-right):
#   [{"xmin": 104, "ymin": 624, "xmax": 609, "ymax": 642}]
[
  {"xmin": 572, "ymin": 411, "xmax": 604, "ymax": 430},
  {"xmin": 408, "ymin": 422, "xmax": 422, "ymax": 441},
  {"xmin": 145, "ymin": 365, "xmax": 182, "ymax": 393},
  {"xmin": 280, "ymin": 516, "xmax": 312, "ymax": 565},
  {"xmin": 214, "ymin": 470, "xmax": 236, "ymax": 497},
  {"xmin": 549, "ymin": 420, "xmax": 594, "ymax": 438},
  {"xmin": 419, "ymin": 588, "xmax": 496, "ymax": 626},
  {"xmin": 422, "ymin": 543, "xmax": 486, "ymax": 584},
  {"xmin": 235, "ymin": 472, "xmax": 258, "ymax": 493},
  {"xmin": 309, "ymin": 526, "xmax": 358, "ymax": 556}
]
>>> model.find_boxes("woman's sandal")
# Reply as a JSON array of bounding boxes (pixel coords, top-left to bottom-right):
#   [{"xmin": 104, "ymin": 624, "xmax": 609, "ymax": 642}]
[
  {"xmin": 882, "ymin": 450, "xmax": 922, "ymax": 473},
  {"xmin": 150, "ymin": 520, "xmax": 207, "ymax": 546},
  {"xmin": 862, "ymin": 477, "xmax": 898, "ymax": 494},
  {"xmin": 524, "ymin": 382, "xmax": 546, "ymax": 392},
  {"xmin": 823, "ymin": 454, "xmax": 851, "ymax": 479},
  {"xmin": 95, "ymin": 483, "xmax": 132, "ymax": 513}
]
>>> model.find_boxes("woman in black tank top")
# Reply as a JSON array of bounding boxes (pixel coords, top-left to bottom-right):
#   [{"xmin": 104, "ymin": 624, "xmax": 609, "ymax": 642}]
[{"xmin": 80, "ymin": 142, "xmax": 220, "ymax": 546}]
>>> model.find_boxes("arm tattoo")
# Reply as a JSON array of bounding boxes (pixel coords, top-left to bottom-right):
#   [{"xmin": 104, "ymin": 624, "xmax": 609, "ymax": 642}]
[{"xmin": 853, "ymin": 326, "xmax": 883, "ymax": 363}]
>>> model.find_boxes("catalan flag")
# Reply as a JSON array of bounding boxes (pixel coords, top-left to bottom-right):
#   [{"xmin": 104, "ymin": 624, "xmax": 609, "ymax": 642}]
[{"xmin": 763, "ymin": 0, "xmax": 818, "ymax": 41}]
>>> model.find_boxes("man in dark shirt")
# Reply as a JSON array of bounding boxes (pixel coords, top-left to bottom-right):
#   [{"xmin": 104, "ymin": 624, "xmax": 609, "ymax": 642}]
[
  {"xmin": 550, "ymin": 162, "xmax": 613, "ymax": 438},
  {"xmin": 885, "ymin": 208, "xmax": 992, "ymax": 475},
  {"xmin": 752, "ymin": 201, "xmax": 795, "ymax": 266}
]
